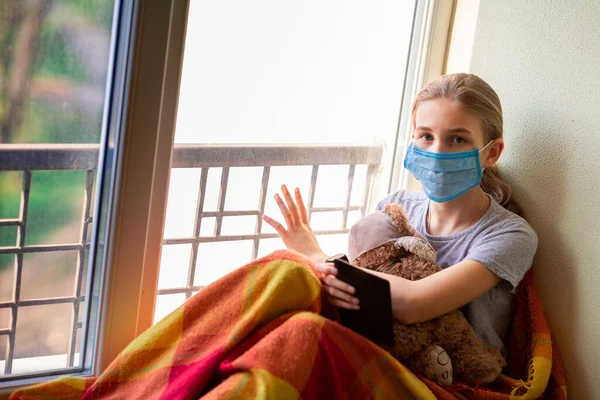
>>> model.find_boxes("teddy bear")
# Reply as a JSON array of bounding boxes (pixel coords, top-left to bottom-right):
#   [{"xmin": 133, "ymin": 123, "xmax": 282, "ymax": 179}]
[{"xmin": 346, "ymin": 203, "xmax": 506, "ymax": 386}]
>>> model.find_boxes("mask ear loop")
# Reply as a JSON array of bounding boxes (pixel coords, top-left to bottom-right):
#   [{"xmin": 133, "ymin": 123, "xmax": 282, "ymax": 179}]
[
  {"xmin": 479, "ymin": 140, "xmax": 494, "ymax": 152},
  {"xmin": 479, "ymin": 140, "xmax": 494, "ymax": 173}
]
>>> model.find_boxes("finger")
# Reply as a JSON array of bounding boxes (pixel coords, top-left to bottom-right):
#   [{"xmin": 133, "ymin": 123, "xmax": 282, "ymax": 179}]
[
  {"xmin": 328, "ymin": 297, "xmax": 360, "ymax": 310},
  {"xmin": 274, "ymin": 193, "xmax": 294, "ymax": 228},
  {"xmin": 281, "ymin": 185, "xmax": 299, "ymax": 226},
  {"xmin": 262, "ymin": 214, "xmax": 287, "ymax": 237},
  {"xmin": 315, "ymin": 262, "xmax": 337, "ymax": 276},
  {"xmin": 325, "ymin": 285, "xmax": 359, "ymax": 305},
  {"xmin": 324, "ymin": 274, "xmax": 356, "ymax": 295},
  {"xmin": 295, "ymin": 187, "xmax": 309, "ymax": 224}
]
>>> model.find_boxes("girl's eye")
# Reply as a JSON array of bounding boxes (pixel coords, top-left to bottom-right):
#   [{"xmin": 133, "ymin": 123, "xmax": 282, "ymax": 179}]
[
  {"xmin": 420, "ymin": 134, "xmax": 434, "ymax": 141},
  {"xmin": 451, "ymin": 136, "xmax": 466, "ymax": 144}
]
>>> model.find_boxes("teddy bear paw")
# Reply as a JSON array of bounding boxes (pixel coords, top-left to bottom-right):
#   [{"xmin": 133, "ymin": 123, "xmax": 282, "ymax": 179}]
[{"xmin": 428, "ymin": 345, "xmax": 453, "ymax": 385}]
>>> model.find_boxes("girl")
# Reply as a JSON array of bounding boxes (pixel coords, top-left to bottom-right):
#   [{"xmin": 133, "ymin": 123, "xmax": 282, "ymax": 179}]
[{"xmin": 262, "ymin": 73, "xmax": 538, "ymax": 355}]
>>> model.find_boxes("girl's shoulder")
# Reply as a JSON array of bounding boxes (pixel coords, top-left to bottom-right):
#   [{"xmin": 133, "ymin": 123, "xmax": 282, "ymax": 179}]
[
  {"xmin": 473, "ymin": 198, "xmax": 539, "ymax": 260},
  {"xmin": 483, "ymin": 198, "xmax": 537, "ymax": 238}
]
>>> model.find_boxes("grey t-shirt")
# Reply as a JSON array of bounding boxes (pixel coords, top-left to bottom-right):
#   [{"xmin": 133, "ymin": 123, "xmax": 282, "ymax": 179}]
[{"xmin": 376, "ymin": 190, "xmax": 538, "ymax": 353}]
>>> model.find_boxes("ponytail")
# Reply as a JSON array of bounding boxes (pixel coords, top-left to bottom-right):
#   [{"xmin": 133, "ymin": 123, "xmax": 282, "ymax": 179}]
[{"xmin": 481, "ymin": 165, "xmax": 524, "ymax": 218}]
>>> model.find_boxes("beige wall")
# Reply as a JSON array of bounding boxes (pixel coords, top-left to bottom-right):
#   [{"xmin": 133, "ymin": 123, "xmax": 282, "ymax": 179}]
[{"xmin": 468, "ymin": 1, "xmax": 600, "ymax": 398}]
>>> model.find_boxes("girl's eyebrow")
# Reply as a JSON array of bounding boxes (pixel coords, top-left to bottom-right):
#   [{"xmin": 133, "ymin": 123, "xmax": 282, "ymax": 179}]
[
  {"xmin": 446, "ymin": 128, "xmax": 473, "ymax": 135},
  {"xmin": 415, "ymin": 126, "xmax": 473, "ymax": 135}
]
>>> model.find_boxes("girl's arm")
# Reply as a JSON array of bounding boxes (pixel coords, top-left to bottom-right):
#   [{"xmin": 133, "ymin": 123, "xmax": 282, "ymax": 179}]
[
  {"xmin": 365, "ymin": 260, "xmax": 501, "ymax": 324},
  {"xmin": 262, "ymin": 184, "xmax": 502, "ymax": 323}
]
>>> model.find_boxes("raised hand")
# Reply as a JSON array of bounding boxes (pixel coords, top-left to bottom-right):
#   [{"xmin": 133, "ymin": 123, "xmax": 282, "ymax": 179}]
[
  {"xmin": 262, "ymin": 184, "xmax": 326, "ymax": 264},
  {"xmin": 262, "ymin": 184, "xmax": 359, "ymax": 310}
]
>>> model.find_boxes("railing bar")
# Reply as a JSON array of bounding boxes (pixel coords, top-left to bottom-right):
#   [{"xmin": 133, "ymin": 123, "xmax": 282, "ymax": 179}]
[
  {"xmin": 17, "ymin": 171, "xmax": 31, "ymax": 249},
  {"xmin": 343, "ymin": 165, "xmax": 356, "ymax": 229},
  {"xmin": 193, "ymin": 169, "xmax": 209, "ymax": 238},
  {"xmin": 68, "ymin": 169, "xmax": 94, "ymax": 367},
  {"xmin": 0, "ymin": 144, "xmax": 384, "ymax": 170},
  {"xmin": 0, "ymin": 144, "xmax": 100, "ymax": 171},
  {"xmin": 252, "ymin": 166, "xmax": 270, "ymax": 260},
  {"xmin": 157, "ymin": 288, "xmax": 187, "ymax": 296},
  {"xmin": 15, "ymin": 297, "xmax": 79, "ymax": 307},
  {"xmin": 310, "ymin": 206, "xmax": 361, "ymax": 213},
  {"xmin": 0, "ymin": 328, "xmax": 10, "ymax": 335},
  {"xmin": 164, "ymin": 229, "xmax": 350, "ymax": 245},
  {"xmin": 4, "ymin": 303, "xmax": 16, "ymax": 376},
  {"xmin": 68, "ymin": 300, "xmax": 81, "ymax": 367},
  {"xmin": 307, "ymin": 166, "xmax": 319, "ymax": 222},
  {"xmin": 0, "ymin": 243, "xmax": 87, "ymax": 255},
  {"xmin": 5, "ymin": 170, "xmax": 31, "ymax": 374},
  {"xmin": 171, "ymin": 144, "xmax": 384, "ymax": 168},
  {"xmin": 361, "ymin": 164, "xmax": 377, "ymax": 216},
  {"xmin": 214, "ymin": 167, "xmax": 229, "ymax": 237},
  {"xmin": 201, "ymin": 210, "xmax": 258, "ymax": 217},
  {"xmin": 157, "ymin": 286, "xmax": 205, "ymax": 296},
  {"xmin": 0, "ymin": 219, "xmax": 20, "ymax": 227},
  {"xmin": 186, "ymin": 168, "xmax": 209, "ymax": 300}
]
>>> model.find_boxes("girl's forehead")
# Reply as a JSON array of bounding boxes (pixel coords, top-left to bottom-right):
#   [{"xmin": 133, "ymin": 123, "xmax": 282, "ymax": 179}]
[{"xmin": 415, "ymin": 98, "xmax": 482, "ymax": 131}]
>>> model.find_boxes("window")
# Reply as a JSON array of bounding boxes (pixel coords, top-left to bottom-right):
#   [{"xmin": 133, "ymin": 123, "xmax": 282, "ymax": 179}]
[
  {"xmin": 0, "ymin": 0, "xmax": 119, "ymax": 382},
  {"xmin": 153, "ymin": 0, "xmax": 436, "ymax": 322}
]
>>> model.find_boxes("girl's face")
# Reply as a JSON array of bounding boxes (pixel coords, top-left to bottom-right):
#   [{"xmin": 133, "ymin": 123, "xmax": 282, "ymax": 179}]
[{"xmin": 412, "ymin": 97, "xmax": 488, "ymax": 153}]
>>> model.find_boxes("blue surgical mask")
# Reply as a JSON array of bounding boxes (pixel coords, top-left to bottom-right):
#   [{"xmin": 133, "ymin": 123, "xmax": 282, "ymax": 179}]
[{"xmin": 403, "ymin": 141, "xmax": 493, "ymax": 203}]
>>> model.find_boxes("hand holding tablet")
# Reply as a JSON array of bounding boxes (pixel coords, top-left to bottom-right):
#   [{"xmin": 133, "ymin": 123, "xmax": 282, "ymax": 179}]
[{"xmin": 327, "ymin": 256, "xmax": 395, "ymax": 348}]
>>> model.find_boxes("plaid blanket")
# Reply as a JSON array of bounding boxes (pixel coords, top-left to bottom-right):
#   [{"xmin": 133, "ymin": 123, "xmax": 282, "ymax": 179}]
[{"xmin": 11, "ymin": 250, "xmax": 566, "ymax": 399}]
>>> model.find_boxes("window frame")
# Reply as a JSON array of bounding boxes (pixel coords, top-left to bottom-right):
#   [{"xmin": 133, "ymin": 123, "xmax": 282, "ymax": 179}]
[
  {"xmin": 390, "ymin": 0, "xmax": 456, "ymax": 192},
  {"xmin": 94, "ymin": 0, "xmax": 190, "ymax": 374},
  {"xmin": 0, "ymin": 0, "xmax": 453, "ymax": 396}
]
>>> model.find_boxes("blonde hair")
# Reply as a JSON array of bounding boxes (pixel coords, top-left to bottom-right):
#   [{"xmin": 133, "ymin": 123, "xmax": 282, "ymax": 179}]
[{"xmin": 411, "ymin": 73, "xmax": 524, "ymax": 217}]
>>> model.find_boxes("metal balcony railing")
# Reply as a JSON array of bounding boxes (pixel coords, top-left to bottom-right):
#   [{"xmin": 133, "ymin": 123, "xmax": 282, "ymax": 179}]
[{"xmin": 0, "ymin": 143, "xmax": 383, "ymax": 377}]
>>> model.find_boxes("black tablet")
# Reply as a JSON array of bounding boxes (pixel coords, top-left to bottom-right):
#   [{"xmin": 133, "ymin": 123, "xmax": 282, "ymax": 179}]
[{"xmin": 333, "ymin": 258, "xmax": 395, "ymax": 348}]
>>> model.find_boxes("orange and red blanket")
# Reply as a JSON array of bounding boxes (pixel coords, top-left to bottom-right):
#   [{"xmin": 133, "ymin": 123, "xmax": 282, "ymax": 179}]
[{"xmin": 11, "ymin": 250, "xmax": 566, "ymax": 399}]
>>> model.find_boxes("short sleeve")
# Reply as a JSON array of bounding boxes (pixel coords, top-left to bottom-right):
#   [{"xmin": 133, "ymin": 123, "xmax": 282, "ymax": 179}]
[
  {"xmin": 376, "ymin": 191, "xmax": 399, "ymax": 211},
  {"xmin": 376, "ymin": 190, "xmax": 416, "ymax": 211},
  {"xmin": 465, "ymin": 219, "xmax": 538, "ymax": 290}
]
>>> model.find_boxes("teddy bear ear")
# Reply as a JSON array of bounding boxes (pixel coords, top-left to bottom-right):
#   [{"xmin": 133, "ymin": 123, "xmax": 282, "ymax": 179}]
[
  {"xmin": 383, "ymin": 203, "xmax": 415, "ymax": 236},
  {"xmin": 394, "ymin": 237, "xmax": 437, "ymax": 262}
]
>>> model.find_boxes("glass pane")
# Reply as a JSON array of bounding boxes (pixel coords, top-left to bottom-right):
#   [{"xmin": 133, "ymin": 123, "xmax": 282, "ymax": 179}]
[
  {"xmin": 0, "ymin": 0, "xmax": 117, "ymax": 379},
  {"xmin": 224, "ymin": 167, "xmax": 263, "ymax": 211},
  {"xmin": 154, "ymin": 294, "xmax": 186, "ymax": 325},
  {"xmin": 199, "ymin": 217, "xmax": 216, "ymax": 237},
  {"xmin": 0, "ymin": 308, "xmax": 10, "ymax": 330},
  {"xmin": 20, "ymin": 251, "xmax": 78, "ymax": 300},
  {"xmin": 0, "ymin": 255, "xmax": 13, "ymax": 302},
  {"xmin": 163, "ymin": 168, "xmax": 201, "ymax": 239},
  {"xmin": 220, "ymin": 216, "xmax": 257, "ymax": 236},
  {"xmin": 0, "ymin": 172, "xmax": 22, "ymax": 219},
  {"xmin": 26, "ymin": 171, "xmax": 86, "ymax": 246},
  {"xmin": 0, "ymin": 335, "xmax": 7, "ymax": 376},
  {"xmin": 193, "ymin": 241, "xmax": 254, "ymax": 287},
  {"xmin": 156, "ymin": 0, "xmax": 419, "ymax": 323},
  {"xmin": 13, "ymin": 303, "xmax": 72, "ymax": 374},
  {"xmin": 158, "ymin": 244, "xmax": 191, "ymax": 290}
]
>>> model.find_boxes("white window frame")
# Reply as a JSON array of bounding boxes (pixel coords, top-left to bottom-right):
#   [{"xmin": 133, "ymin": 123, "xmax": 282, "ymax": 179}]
[
  {"xmin": 0, "ymin": 0, "xmax": 454, "ymax": 396},
  {"xmin": 390, "ymin": 0, "xmax": 456, "ymax": 192}
]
